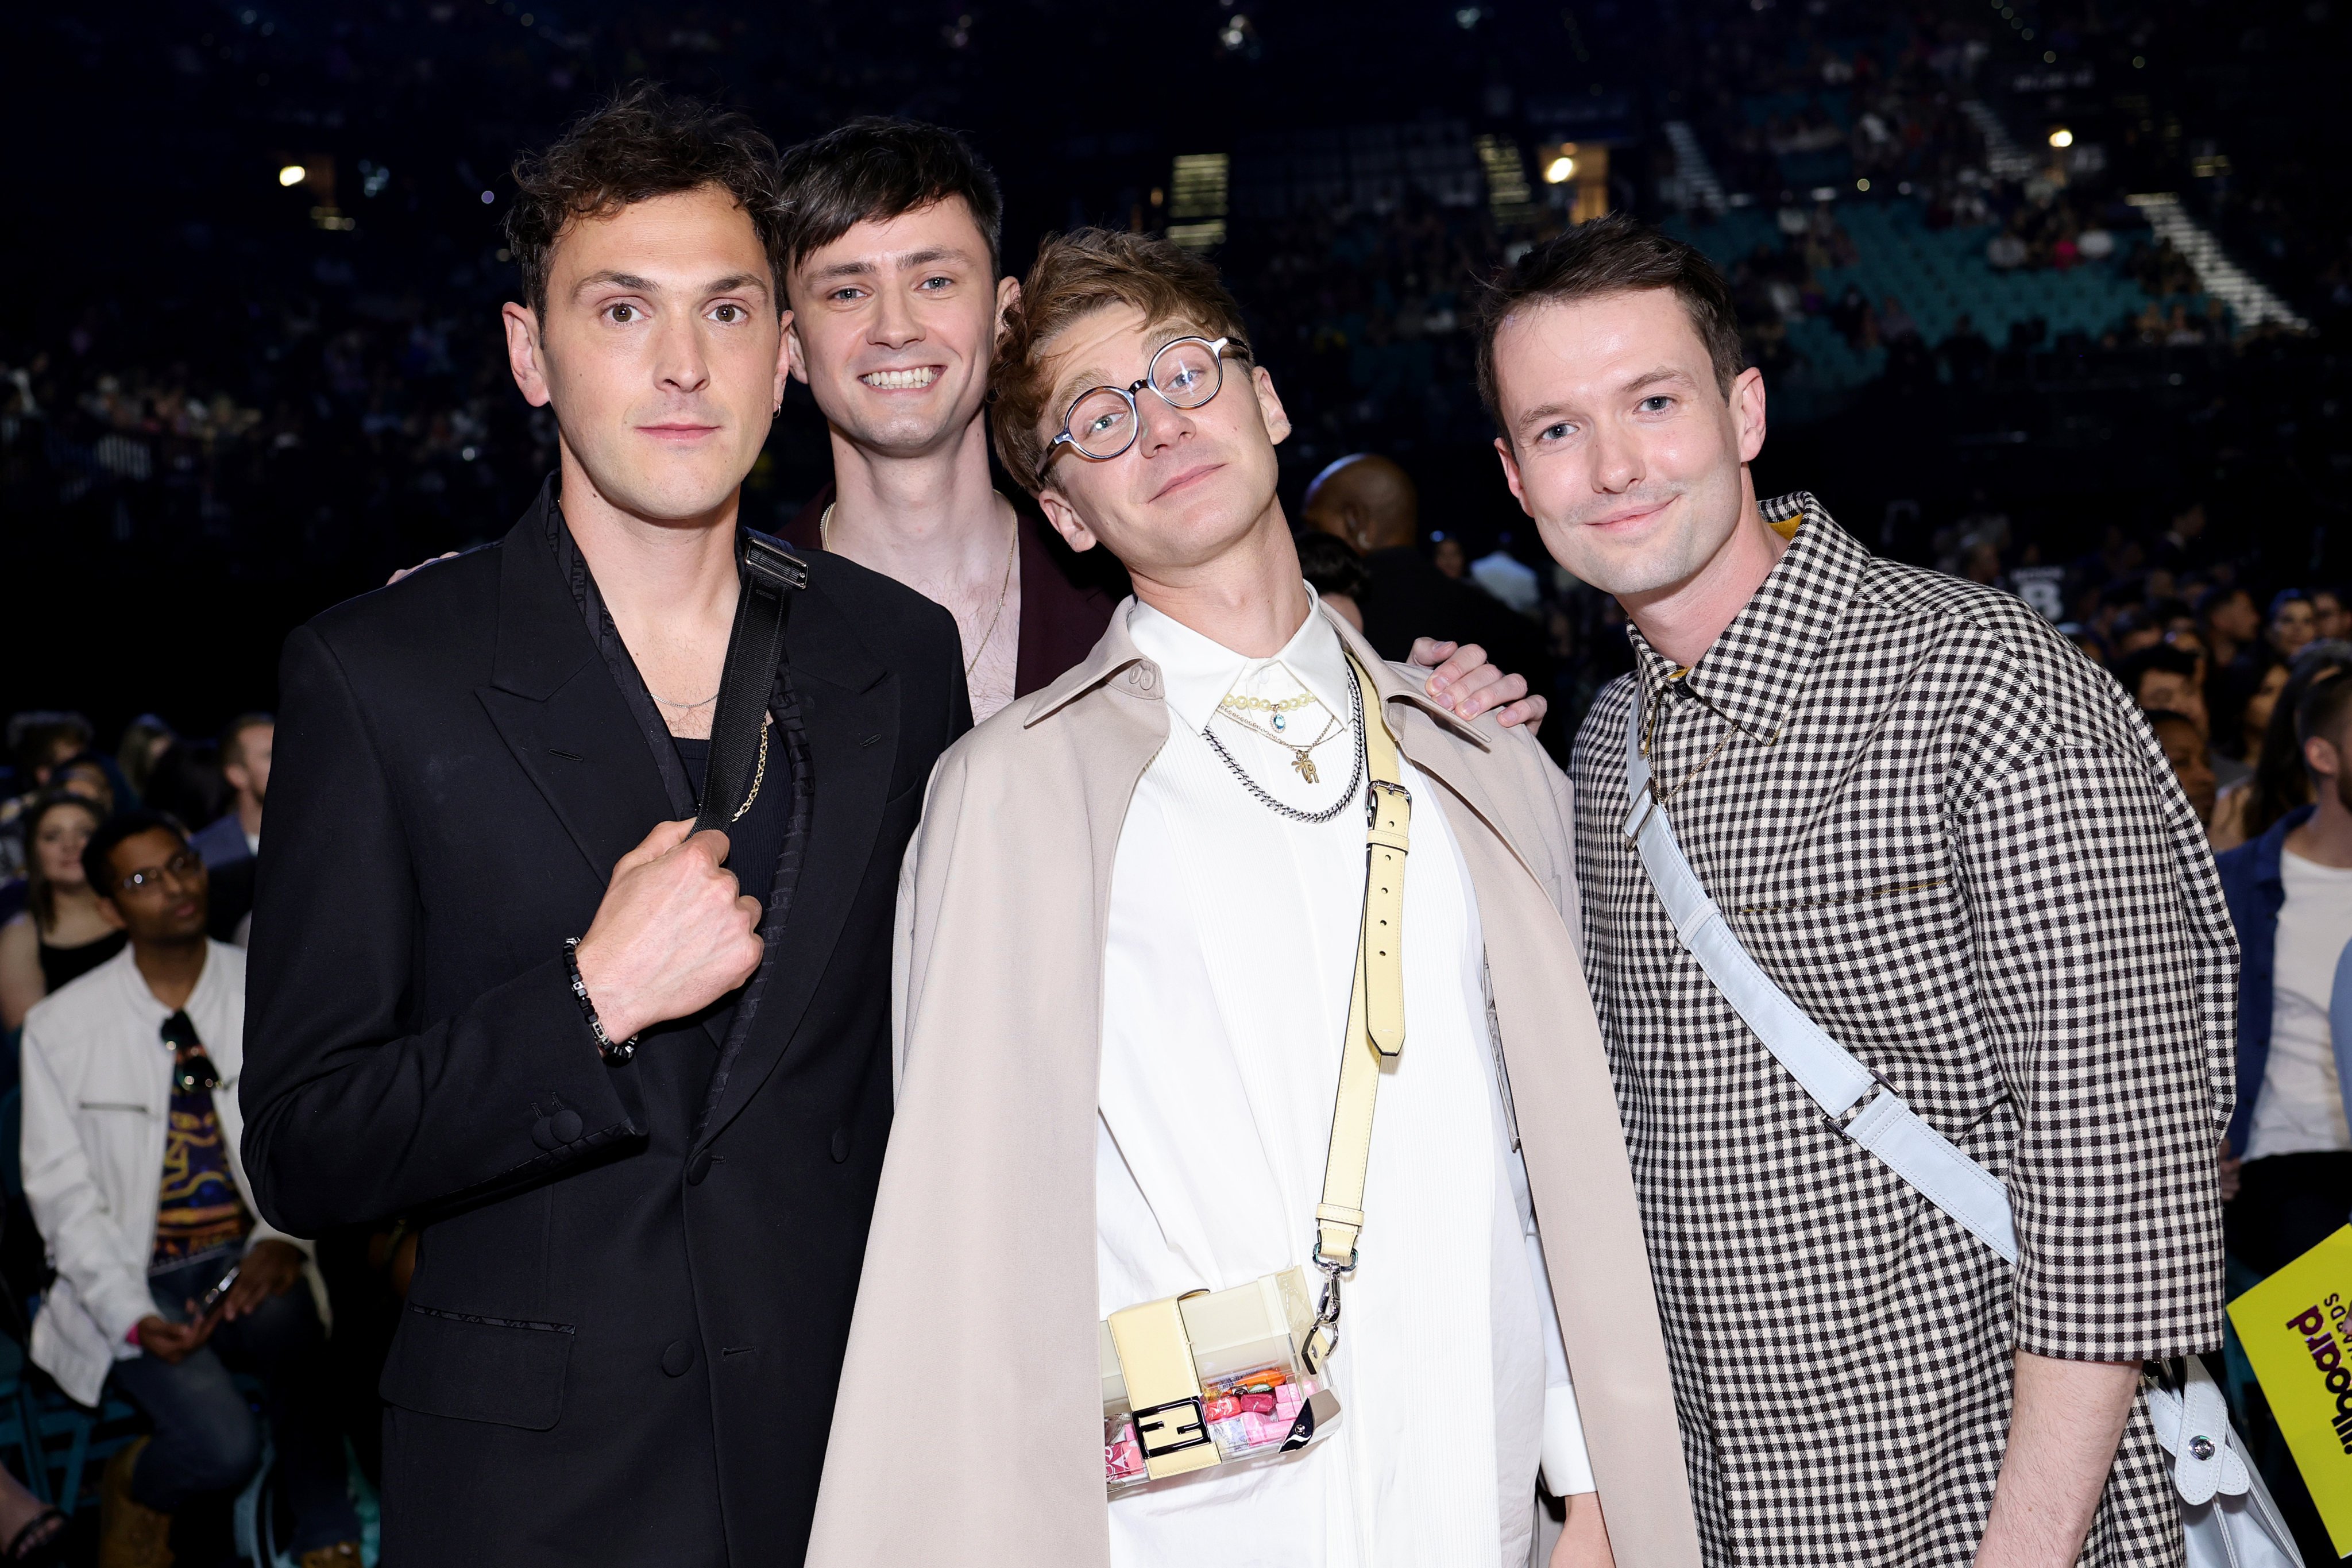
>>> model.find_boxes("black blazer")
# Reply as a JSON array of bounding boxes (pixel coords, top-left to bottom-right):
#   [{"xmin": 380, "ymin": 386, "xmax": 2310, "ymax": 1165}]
[{"xmin": 241, "ymin": 489, "xmax": 969, "ymax": 1567}]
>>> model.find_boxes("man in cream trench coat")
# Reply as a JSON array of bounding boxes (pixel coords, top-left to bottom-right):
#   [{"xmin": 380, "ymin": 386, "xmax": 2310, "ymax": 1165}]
[{"xmin": 808, "ymin": 229, "xmax": 1701, "ymax": 1568}]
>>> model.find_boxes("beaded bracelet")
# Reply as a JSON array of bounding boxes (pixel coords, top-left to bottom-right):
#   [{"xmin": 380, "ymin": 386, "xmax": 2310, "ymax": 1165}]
[{"xmin": 563, "ymin": 937, "xmax": 638, "ymax": 1064}]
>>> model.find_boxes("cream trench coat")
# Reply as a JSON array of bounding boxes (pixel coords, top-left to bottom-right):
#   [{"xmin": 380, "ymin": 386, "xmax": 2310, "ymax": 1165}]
[{"xmin": 806, "ymin": 604, "xmax": 1701, "ymax": 1568}]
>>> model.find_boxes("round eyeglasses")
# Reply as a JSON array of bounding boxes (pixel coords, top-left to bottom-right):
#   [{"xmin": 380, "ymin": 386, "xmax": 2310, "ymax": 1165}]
[{"xmin": 1034, "ymin": 335, "xmax": 1250, "ymax": 485}]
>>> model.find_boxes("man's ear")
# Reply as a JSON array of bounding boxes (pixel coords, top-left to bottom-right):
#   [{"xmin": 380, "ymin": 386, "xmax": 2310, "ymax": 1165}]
[
  {"xmin": 1037, "ymin": 489, "xmax": 1099, "ymax": 554},
  {"xmin": 94, "ymin": 891, "xmax": 127, "ymax": 934},
  {"xmin": 1250, "ymin": 364, "xmax": 1292, "ymax": 446},
  {"xmin": 773, "ymin": 308, "xmax": 794, "ymax": 410},
  {"xmin": 783, "ymin": 310, "xmax": 810, "ymax": 388},
  {"xmin": 1494, "ymin": 435, "xmax": 1531, "ymax": 517},
  {"xmin": 994, "ymin": 276, "xmax": 1021, "ymax": 345},
  {"xmin": 502, "ymin": 302, "xmax": 552, "ymax": 409},
  {"xmin": 1731, "ymin": 365, "xmax": 1768, "ymax": 464},
  {"xmin": 222, "ymin": 761, "xmax": 250, "ymax": 797}
]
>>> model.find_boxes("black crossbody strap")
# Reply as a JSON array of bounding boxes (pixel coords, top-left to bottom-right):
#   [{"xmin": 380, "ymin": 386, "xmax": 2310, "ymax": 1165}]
[{"xmin": 695, "ymin": 533, "xmax": 808, "ymax": 833}]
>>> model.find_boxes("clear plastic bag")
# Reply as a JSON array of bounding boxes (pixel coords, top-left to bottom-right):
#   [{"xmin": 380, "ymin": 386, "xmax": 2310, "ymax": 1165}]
[{"xmin": 1101, "ymin": 1266, "xmax": 1339, "ymax": 1490}]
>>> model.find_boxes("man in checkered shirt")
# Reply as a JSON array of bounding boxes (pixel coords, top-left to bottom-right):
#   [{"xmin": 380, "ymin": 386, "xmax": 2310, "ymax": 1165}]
[{"xmin": 1477, "ymin": 214, "xmax": 2235, "ymax": 1566}]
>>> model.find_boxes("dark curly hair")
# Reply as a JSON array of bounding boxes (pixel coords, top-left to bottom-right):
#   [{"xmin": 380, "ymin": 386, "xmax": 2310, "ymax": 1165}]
[{"xmin": 505, "ymin": 82, "xmax": 786, "ymax": 320}]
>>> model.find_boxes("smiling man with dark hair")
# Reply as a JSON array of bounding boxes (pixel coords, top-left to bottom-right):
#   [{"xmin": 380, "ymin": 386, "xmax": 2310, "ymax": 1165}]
[
  {"xmin": 241, "ymin": 85, "xmax": 969, "ymax": 1565},
  {"xmin": 769, "ymin": 116, "xmax": 1543, "ymax": 731}
]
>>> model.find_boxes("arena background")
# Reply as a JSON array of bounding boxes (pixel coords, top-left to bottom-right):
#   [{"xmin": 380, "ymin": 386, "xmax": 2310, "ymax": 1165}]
[{"xmin": 3, "ymin": 0, "xmax": 2348, "ymax": 742}]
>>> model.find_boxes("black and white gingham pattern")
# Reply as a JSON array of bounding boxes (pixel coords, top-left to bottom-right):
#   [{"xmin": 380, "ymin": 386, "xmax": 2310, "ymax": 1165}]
[{"xmin": 1571, "ymin": 495, "xmax": 2235, "ymax": 1567}]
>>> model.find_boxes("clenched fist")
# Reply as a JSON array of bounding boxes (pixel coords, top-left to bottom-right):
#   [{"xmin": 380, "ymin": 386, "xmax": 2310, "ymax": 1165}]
[{"xmin": 572, "ymin": 819, "xmax": 763, "ymax": 1045}]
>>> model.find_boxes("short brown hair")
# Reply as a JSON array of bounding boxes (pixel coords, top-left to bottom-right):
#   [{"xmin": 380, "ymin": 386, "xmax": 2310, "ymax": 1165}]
[
  {"xmin": 1474, "ymin": 213, "xmax": 1745, "ymax": 438},
  {"xmin": 506, "ymin": 82, "xmax": 785, "ymax": 320},
  {"xmin": 773, "ymin": 117, "xmax": 1003, "ymax": 282},
  {"xmin": 991, "ymin": 228, "xmax": 1251, "ymax": 493}
]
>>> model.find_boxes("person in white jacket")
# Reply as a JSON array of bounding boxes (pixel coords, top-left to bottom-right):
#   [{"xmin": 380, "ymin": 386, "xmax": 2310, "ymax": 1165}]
[{"xmin": 18, "ymin": 810, "xmax": 358, "ymax": 1568}]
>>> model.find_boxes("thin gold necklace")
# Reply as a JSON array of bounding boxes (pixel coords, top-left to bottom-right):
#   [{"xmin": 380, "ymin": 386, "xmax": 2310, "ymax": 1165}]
[
  {"xmin": 822, "ymin": 501, "xmax": 1018, "ymax": 678},
  {"xmin": 1216, "ymin": 706, "xmax": 1344, "ymax": 783}
]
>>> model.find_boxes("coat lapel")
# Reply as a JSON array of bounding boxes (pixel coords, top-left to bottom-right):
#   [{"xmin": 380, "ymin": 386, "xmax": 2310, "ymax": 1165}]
[
  {"xmin": 476, "ymin": 512, "xmax": 674, "ymax": 883},
  {"xmin": 692, "ymin": 573, "xmax": 901, "ymax": 1149}
]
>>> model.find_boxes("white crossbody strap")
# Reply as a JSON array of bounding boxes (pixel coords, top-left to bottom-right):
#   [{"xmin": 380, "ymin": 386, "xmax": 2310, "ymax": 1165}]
[{"xmin": 1623, "ymin": 698, "xmax": 2019, "ymax": 1264}]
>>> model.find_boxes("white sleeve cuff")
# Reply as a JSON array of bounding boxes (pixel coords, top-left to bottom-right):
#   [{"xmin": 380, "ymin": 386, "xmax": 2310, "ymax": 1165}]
[{"xmin": 1540, "ymin": 1378, "xmax": 1596, "ymax": 1496}]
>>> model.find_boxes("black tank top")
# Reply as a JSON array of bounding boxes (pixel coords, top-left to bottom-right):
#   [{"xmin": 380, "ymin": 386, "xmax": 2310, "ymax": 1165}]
[{"xmin": 38, "ymin": 930, "xmax": 127, "ymax": 995}]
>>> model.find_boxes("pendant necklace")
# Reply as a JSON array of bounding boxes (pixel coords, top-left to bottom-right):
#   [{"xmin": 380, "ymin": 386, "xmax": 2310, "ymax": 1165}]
[{"xmin": 1215, "ymin": 704, "xmax": 1343, "ymax": 784}]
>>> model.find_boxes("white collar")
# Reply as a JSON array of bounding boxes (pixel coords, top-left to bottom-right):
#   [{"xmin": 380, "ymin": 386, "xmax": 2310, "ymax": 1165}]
[
  {"xmin": 105, "ymin": 939, "xmax": 222, "ymax": 1028},
  {"xmin": 1126, "ymin": 585, "xmax": 1353, "ymax": 736}
]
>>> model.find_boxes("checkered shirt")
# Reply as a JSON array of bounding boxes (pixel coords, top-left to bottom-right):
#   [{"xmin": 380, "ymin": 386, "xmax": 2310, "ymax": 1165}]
[{"xmin": 1571, "ymin": 495, "xmax": 2234, "ymax": 1566}]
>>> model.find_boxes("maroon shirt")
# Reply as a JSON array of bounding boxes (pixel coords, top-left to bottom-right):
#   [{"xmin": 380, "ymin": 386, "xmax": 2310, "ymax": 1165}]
[{"xmin": 783, "ymin": 485, "xmax": 1125, "ymax": 700}]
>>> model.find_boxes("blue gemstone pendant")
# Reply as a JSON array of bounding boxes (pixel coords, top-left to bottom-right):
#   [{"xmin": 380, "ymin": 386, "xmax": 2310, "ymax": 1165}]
[{"xmin": 1272, "ymin": 712, "xmax": 1287, "ymax": 731}]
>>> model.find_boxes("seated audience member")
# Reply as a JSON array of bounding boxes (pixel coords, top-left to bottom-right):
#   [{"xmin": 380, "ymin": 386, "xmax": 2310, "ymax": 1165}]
[
  {"xmin": 45, "ymin": 755, "xmax": 119, "ymax": 818},
  {"xmin": 5, "ymin": 714, "xmax": 96, "ymax": 799},
  {"xmin": 2212, "ymin": 642, "xmax": 2352, "ymax": 851},
  {"xmin": 2106, "ymin": 603, "xmax": 2166, "ymax": 659},
  {"xmin": 114, "ymin": 716, "xmax": 178, "ymax": 805},
  {"xmin": 2113, "ymin": 643, "xmax": 2211, "ymax": 741},
  {"xmin": 2144, "ymin": 710, "xmax": 2218, "ymax": 829},
  {"xmin": 190, "ymin": 715, "xmax": 272, "ymax": 943},
  {"xmin": 0, "ymin": 793, "xmax": 123, "ymax": 1033},
  {"xmin": 2214, "ymin": 670, "xmax": 2352, "ymax": 1559},
  {"xmin": 189, "ymin": 715, "xmax": 271, "ymax": 871},
  {"xmin": 2314, "ymin": 586, "xmax": 2351, "ymax": 644},
  {"xmin": 1300, "ymin": 452, "xmax": 1555, "ymax": 747},
  {"xmin": 17, "ymin": 811, "xmax": 360, "ymax": 1568},
  {"xmin": 1292, "ymin": 530, "xmax": 1372, "ymax": 634},
  {"xmin": 1431, "ymin": 533, "xmax": 1467, "ymax": 579},
  {"xmin": 2221, "ymin": 662, "xmax": 2293, "ymax": 775},
  {"xmin": 2198, "ymin": 584, "xmax": 2261, "ymax": 673},
  {"xmin": 2269, "ymin": 589, "xmax": 2318, "ymax": 664}
]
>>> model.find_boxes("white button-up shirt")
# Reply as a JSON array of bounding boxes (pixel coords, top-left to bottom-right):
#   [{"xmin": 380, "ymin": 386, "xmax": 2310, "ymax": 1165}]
[{"xmin": 1097, "ymin": 592, "xmax": 1589, "ymax": 1568}]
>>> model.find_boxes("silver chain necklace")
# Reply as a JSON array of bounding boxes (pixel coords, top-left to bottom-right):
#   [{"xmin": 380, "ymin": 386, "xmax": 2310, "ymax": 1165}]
[{"xmin": 1199, "ymin": 672, "xmax": 1366, "ymax": 824}]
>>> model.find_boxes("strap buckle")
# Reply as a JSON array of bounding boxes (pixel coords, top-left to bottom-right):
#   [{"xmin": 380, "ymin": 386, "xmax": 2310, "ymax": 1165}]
[
  {"xmin": 1825, "ymin": 1069, "xmax": 1897, "ymax": 1138},
  {"xmin": 742, "ymin": 534, "xmax": 809, "ymax": 593},
  {"xmin": 1621, "ymin": 778, "xmax": 1661, "ymax": 846},
  {"xmin": 1365, "ymin": 776, "xmax": 1411, "ymax": 822}
]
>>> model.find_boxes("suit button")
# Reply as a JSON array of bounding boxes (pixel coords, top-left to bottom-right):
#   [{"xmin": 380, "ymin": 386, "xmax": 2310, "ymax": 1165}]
[
  {"xmin": 685, "ymin": 1149, "xmax": 712, "ymax": 1186},
  {"xmin": 550, "ymin": 1109, "xmax": 583, "ymax": 1144},
  {"xmin": 530, "ymin": 1117, "xmax": 559, "ymax": 1152},
  {"xmin": 661, "ymin": 1339, "xmax": 696, "ymax": 1377},
  {"xmin": 830, "ymin": 1128, "xmax": 852, "ymax": 1163}
]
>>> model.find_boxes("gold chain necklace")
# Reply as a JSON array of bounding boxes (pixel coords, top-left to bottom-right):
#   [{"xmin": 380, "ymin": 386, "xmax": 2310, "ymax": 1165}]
[
  {"xmin": 730, "ymin": 718, "xmax": 770, "ymax": 824},
  {"xmin": 822, "ymin": 501, "xmax": 1017, "ymax": 678},
  {"xmin": 1214, "ymin": 706, "xmax": 1344, "ymax": 784}
]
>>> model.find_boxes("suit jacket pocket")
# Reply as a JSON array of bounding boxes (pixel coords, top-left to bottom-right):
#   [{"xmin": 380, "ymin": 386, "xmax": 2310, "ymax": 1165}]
[{"xmin": 380, "ymin": 1303, "xmax": 574, "ymax": 1430}]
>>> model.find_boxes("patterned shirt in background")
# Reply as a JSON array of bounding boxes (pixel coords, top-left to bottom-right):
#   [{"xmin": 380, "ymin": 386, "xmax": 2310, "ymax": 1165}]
[
  {"xmin": 1570, "ymin": 495, "xmax": 2235, "ymax": 1567},
  {"xmin": 151, "ymin": 1026, "xmax": 253, "ymax": 1273}
]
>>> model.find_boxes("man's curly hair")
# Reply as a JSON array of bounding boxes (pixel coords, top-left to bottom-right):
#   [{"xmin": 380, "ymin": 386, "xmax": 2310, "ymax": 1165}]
[
  {"xmin": 990, "ymin": 228, "xmax": 1251, "ymax": 493},
  {"xmin": 505, "ymin": 82, "xmax": 785, "ymax": 319}
]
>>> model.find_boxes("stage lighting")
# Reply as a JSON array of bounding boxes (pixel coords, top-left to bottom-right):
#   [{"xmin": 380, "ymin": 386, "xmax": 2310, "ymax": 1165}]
[
  {"xmin": 1544, "ymin": 155, "xmax": 1575, "ymax": 184},
  {"xmin": 2048, "ymin": 128, "xmax": 2074, "ymax": 148},
  {"xmin": 279, "ymin": 164, "xmax": 306, "ymax": 187}
]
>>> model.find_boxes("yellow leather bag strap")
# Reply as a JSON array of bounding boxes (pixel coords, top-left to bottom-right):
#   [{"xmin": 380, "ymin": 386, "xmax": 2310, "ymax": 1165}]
[{"xmin": 1312, "ymin": 654, "xmax": 1409, "ymax": 1289}]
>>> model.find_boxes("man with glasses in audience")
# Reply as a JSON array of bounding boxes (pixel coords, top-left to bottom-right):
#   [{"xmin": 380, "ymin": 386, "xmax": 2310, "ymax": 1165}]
[{"xmin": 18, "ymin": 811, "xmax": 358, "ymax": 1568}]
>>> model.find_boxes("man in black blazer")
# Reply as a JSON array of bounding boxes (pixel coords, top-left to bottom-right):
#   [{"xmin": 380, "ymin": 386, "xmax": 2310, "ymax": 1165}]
[{"xmin": 240, "ymin": 86, "xmax": 967, "ymax": 1566}]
